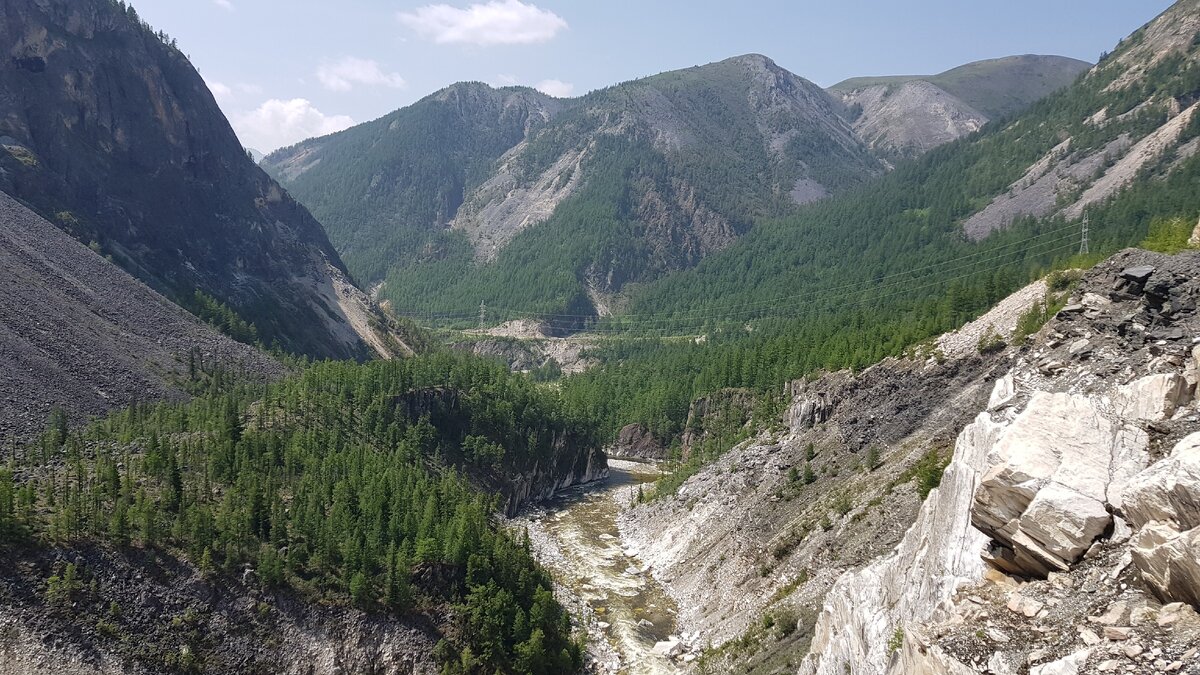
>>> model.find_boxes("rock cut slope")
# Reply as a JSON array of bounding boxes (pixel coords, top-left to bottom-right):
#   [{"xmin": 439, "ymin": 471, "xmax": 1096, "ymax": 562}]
[{"xmin": 0, "ymin": 191, "xmax": 284, "ymax": 440}]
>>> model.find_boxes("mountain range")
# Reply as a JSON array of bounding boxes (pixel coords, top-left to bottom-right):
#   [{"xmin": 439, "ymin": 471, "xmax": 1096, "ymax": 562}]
[{"xmin": 264, "ymin": 53, "xmax": 1088, "ymax": 324}]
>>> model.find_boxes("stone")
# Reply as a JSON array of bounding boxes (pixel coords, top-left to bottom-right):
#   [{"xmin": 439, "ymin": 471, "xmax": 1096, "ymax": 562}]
[
  {"xmin": 1131, "ymin": 522, "xmax": 1200, "ymax": 607},
  {"xmin": 1121, "ymin": 433, "xmax": 1200, "ymax": 531},
  {"xmin": 651, "ymin": 637, "xmax": 682, "ymax": 658},
  {"xmin": 1102, "ymin": 626, "xmax": 1131, "ymax": 640},
  {"xmin": 987, "ymin": 651, "xmax": 1019, "ymax": 675},
  {"xmin": 1122, "ymin": 643, "xmax": 1143, "ymax": 657},
  {"xmin": 971, "ymin": 392, "xmax": 1148, "ymax": 577},
  {"xmin": 1090, "ymin": 601, "xmax": 1128, "ymax": 625},
  {"xmin": 1030, "ymin": 648, "xmax": 1092, "ymax": 675},
  {"xmin": 988, "ymin": 374, "xmax": 1017, "ymax": 411},
  {"xmin": 1096, "ymin": 659, "xmax": 1120, "ymax": 672},
  {"xmin": 986, "ymin": 627, "xmax": 1010, "ymax": 643},
  {"xmin": 1114, "ymin": 373, "xmax": 1192, "ymax": 423},
  {"xmin": 1079, "ymin": 628, "xmax": 1102, "ymax": 645},
  {"xmin": 1120, "ymin": 266, "xmax": 1156, "ymax": 283},
  {"xmin": 1155, "ymin": 602, "xmax": 1199, "ymax": 627}
]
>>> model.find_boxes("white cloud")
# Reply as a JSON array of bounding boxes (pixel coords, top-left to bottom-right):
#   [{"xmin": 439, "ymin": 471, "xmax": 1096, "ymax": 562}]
[
  {"xmin": 207, "ymin": 79, "xmax": 234, "ymax": 103},
  {"xmin": 233, "ymin": 99, "xmax": 355, "ymax": 152},
  {"xmin": 213, "ymin": 0, "xmax": 233, "ymax": 11},
  {"xmin": 534, "ymin": 78, "xmax": 574, "ymax": 97},
  {"xmin": 493, "ymin": 73, "xmax": 519, "ymax": 86},
  {"xmin": 398, "ymin": 0, "xmax": 567, "ymax": 46},
  {"xmin": 316, "ymin": 57, "xmax": 407, "ymax": 92}
]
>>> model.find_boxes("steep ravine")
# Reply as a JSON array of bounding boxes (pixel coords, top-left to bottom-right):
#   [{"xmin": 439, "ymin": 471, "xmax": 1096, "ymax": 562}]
[
  {"xmin": 601, "ymin": 249, "xmax": 1200, "ymax": 674},
  {"xmin": 513, "ymin": 461, "xmax": 696, "ymax": 674}
]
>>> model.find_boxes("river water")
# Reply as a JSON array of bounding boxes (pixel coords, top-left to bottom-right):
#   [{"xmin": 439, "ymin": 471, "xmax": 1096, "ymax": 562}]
[{"xmin": 518, "ymin": 462, "xmax": 685, "ymax": 674}]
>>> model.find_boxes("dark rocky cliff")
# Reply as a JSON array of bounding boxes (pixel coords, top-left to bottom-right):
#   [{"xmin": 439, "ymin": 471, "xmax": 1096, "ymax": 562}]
[{"xmin": 0, "ymin": 0, "xmax": 378, "ymax": 359}]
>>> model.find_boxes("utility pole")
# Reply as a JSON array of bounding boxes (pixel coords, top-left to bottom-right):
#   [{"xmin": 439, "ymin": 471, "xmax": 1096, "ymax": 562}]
[
  {"xmin": 479, "ymin": 301, "xmax": 486, "ymax": 331},
  {"xmin": 1079, "ymin": 213, "xmax": 1090, "ymax": 256}
]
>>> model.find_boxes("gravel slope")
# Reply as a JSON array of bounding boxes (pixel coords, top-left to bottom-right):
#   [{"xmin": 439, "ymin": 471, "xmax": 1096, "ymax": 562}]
[{"xmin": 0, "ymin": 191, "xmax": 284, "ymax": 440}]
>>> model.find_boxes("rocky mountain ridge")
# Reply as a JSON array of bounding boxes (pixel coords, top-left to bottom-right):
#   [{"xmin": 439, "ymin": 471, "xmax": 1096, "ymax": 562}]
[
  {"xmin": 264, "ymin": 52, "xmax": 1079, "ymax": 322},
  {"xmin": 830, "ymin": 55, "xmax": 1090, "ymax": 159}
]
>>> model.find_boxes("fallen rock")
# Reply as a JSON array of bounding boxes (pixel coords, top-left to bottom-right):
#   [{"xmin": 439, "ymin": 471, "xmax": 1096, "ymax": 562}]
[
  {"xmin": 1121, "ymin": 432, "xmax": 1200, "ymax": 531},
  {"xmin": 1114, "ymin": 373, "xmax": 1192, "ymax": 422},
  {"xmin": 1030, "ymin": 648, "xmax": 1092, "ymax": 675},
  {"xmin": 1130, "ymin": 522, "xmax": 1200, "ymax": 606},
  {"xmin": 1102, "ymin": 626, "xmax": 1131, "ymax": 641},
  {"xmin": 651, "ymin": 637, "xmax": 683, "ymax": 658},
  {"xmin": 971, "ymin": 392, "xmax": 1148, "ymax": 577}
]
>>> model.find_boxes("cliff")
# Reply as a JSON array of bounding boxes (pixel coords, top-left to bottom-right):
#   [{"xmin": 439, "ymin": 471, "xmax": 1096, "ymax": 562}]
[{"xmin": 0, "ymin": 0, "xmax": 387, "ymax": 359}]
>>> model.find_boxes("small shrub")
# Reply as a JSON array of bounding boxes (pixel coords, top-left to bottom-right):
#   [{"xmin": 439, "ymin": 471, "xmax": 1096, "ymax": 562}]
[
  {"xmin": 776, "ymin": 610, "xmax": 798, "ymax": 637},
  {"xmin": 977, "ymin": 327, "xmax": 1006, "ymax": 354},
  {"xmin": 887, "ymin": 627, "xmax": 904, "ymax": 653},
  {"xmin": 46, "ymin": 563, "xmax": 82, "ymax": 606}
]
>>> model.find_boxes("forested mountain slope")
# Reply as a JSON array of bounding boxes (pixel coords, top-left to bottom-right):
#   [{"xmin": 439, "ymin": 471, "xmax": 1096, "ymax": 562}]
[
  {"xmin": 557, "ymin": 0, "xmax": 1200, "ymax": 449},
  {"xmin": 830, "ymin": 55, "xmax": 1090, "ymax": 158},
  {"xmin": 0, "ymin": 354, "xmax": 601, "ymax": 673},
  {"xmin": 266, "ymin": 54, "xmax": 884, "ymax": 323},
  {"xmin": 0, "ymin": 0, "xmax": 386, "ymax": 359},
  {"xmin": 0, "ymin": 190, "xmax": 285, "ymax": 441}
]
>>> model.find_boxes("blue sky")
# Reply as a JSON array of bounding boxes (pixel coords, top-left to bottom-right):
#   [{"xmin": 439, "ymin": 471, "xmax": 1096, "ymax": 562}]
[{"xmin": 130, "ymin": 0, "xmax": 1175, "ymax": 152}]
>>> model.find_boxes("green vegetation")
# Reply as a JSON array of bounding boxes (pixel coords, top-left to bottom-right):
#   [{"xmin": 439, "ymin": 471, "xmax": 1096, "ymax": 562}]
[
  {"xmin": 184, "ymin": 290, "xmax": 260, "ymax": 345},
  {"xmin": 2, "ymin": 354, "xmax": 591, "ymax": 673},
  {"xmin": 547, "ymin": 36, "xmax": 1200, "ymax": 463},
  {"xmin": 887, "ymin": 627, "xmax": 905, "ymax": 654},
  {"xmin": 1139, "ymin": 216, "xmax": 1198, "ymax": 254}
]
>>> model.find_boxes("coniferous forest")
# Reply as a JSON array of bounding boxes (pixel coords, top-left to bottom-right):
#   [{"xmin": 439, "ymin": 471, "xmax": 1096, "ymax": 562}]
[{"xmin": 1, "ymin": 354, "xmax": 589, "ymax": 673}]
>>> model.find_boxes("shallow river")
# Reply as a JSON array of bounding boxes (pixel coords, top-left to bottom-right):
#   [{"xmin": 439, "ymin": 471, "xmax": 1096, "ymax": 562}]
[{"xmin": 525, "ymin": 462, "xmax": 684, "ymax": 674}]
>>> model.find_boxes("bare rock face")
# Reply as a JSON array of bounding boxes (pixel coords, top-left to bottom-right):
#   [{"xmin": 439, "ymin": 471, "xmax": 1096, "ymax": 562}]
[
  {"xmin": 1131, "ymin": 522, "xmax": 1200, "ymax": 607},
  {"xmin": 835, "ymin": 80, "xmax": 987, "ymax": 159},
  {"xmin": 802, "ymin": 248, "xmax": 1200, "ymax": 675},
  {"xmin": 1123, "ymin": 433, "xmax": 1200, "ymax": 531},
  {"xmin": 0, "ymin": 0, "xmax": 381, "ymax": 359},
  {"xmin": 971, "ymin": 391, "xmax": 1150, "ymax": 576},
  {"xmin": 606, "ymin": 423, "xmax": 667, "ymax": 461}
]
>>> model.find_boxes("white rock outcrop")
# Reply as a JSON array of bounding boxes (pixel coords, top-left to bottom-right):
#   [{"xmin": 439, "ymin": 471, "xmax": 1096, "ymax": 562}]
[
  {"xmin": 1130, "ymin": 522, "xmax": 1200, "ymax": 607},
  {"xmin": 971, "ymin": 391, "xmax": 1148, "ymax": 576},
  {"xmin": 1122, "ymin": 432, "xmax": 1200, "ymax": 530},
  {"xmin": 798, "ymin": 412, "xmax": 1000, "ymax": 674}
]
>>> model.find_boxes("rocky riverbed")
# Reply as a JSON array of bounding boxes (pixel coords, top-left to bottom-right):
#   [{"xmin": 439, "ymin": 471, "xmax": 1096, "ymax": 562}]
[{"xmin": 510, "ymin": 460, "xmax": 701, "ymax": 674}]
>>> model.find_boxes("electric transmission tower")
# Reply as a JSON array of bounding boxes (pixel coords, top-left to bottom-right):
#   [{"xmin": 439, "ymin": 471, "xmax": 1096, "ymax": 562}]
[
  {"xmin": 1079, "ymin": 213, "xmax": 1090, "ymax": 256},
  {"xmin": 479, "ymin": 301, "xmax": 486, "ymax": 331}
]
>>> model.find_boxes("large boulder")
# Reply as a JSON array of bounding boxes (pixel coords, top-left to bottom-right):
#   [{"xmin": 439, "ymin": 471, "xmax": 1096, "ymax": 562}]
[
  {"xmin": 1114, "ymin": 373, "xmax": 1192, "ymax": 422},
  {"xmin": 1122, "ymin": 433, "xmax": 1200, "ymax": 530},
  {"xmin": 971, "ymin": 392, "xmax": 1149, "ymax": 577},
  {"xmin": 1130, "ymin": 521, "xmax": 1200, "ymax": 607}
]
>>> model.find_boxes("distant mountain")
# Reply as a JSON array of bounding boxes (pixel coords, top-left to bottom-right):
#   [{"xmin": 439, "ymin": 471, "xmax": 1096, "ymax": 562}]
[
  {"xmin": 629, "ymin": 1, "xmax": 1200, "ymax": 319},
  {"xmin": 0, "ymin": 190, "xmax": 284, "ymax": 440},
  {"xmin": 0, "ymin": 0, "xmax": 389, "ymax": 359},
  {"xmin": 265, "ymin": 55, "xmax": 884, "ymax": 323},
  {"xmin": 829, "ymin": 55, "xmax": 1091, "ymax": 158}
]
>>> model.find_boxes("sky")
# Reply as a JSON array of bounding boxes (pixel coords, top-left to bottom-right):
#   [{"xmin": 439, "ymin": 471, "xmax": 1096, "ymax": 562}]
[{"xmin": 129, "ymin": 0, "xmax": 1176, "ymax": 153}]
